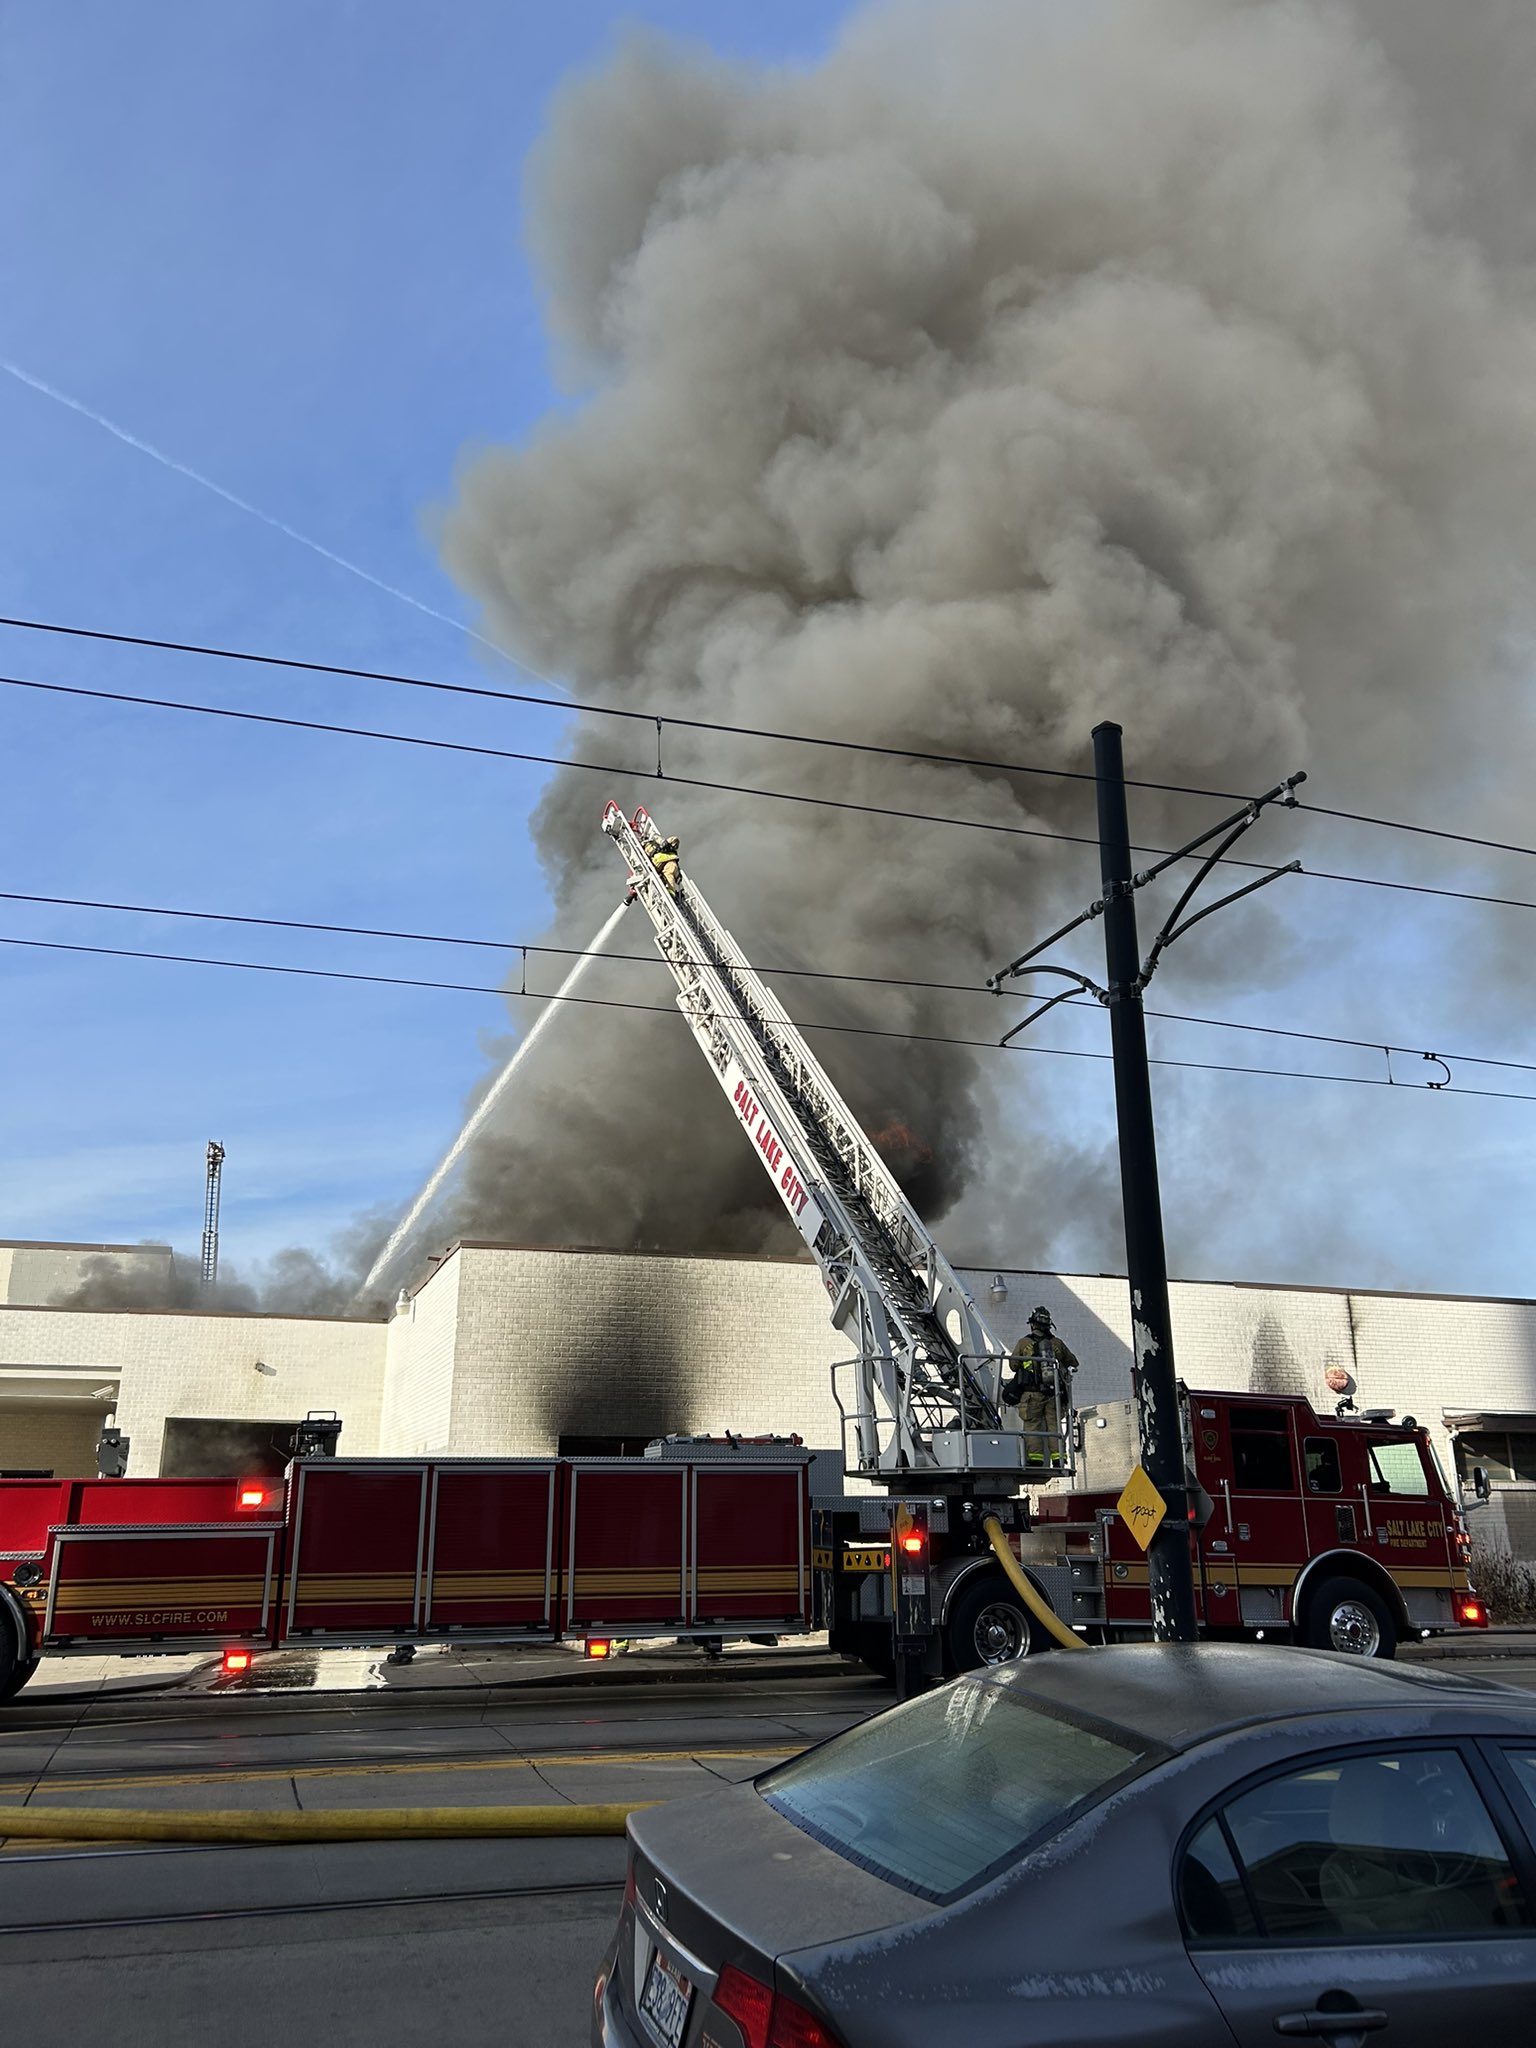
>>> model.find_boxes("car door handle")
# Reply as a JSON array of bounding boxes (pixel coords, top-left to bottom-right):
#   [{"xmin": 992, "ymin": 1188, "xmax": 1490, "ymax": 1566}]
[{"xmin": 1274, "ymin": 2007, "xmax": 1387, "ymax": 2038}]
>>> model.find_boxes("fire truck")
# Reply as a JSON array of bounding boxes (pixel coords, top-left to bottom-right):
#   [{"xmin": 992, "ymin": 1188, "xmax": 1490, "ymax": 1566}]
[{"xmin": 0, "ymin": 805, "xmax": 1487, "ymax": 1704}]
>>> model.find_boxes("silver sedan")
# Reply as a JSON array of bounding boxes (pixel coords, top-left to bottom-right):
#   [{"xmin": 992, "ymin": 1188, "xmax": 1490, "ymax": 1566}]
[{"xmin": 593, "ymin": 1643, "xmax": 1536, "ymax": 2047}]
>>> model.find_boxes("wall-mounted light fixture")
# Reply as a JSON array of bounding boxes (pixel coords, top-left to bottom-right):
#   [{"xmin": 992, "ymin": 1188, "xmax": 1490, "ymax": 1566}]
[
  {"xmin": 253, "ymin": 1361, "xmax": 277, "ymax": 1377},
  {"xmin": 988, "ymin": 1275, "xmax": 1008, "ymax": 1305}
]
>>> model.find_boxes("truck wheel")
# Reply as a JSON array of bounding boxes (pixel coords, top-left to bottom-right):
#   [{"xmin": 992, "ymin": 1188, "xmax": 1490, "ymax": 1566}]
[
  {"xmin": 0, "ymin": 1590, "xmax": 37, "ymax": 1702},
  {"xmin": 945, "ymin": 1573, "xmax": 1041, "ymax": 1673},
  {"xmin": 1303, "ymin": 1577, "xmax": 1397, "ymax": 1660},
  {"xmin": 0, "ymin": 1656, "xmax": 39, "ymax": 1704}
]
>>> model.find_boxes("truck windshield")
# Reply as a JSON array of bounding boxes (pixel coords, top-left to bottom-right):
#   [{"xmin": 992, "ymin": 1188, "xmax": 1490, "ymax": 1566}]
[{"xmin": 760, "ymin": 1678, "xmax": 1151, "ymax": 1903}]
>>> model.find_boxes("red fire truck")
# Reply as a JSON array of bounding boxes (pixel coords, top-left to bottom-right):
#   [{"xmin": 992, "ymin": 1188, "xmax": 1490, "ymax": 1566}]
[
  {"xmin": 816, "ymin": 1389, "xmax": 1486, "ymax": 1675},
  {"xmin": 0, "ymin": 1450, "xmax": 814, "ymax": 1704},
  {"xmin": 0, "ymin": 1390, "xmax": 1485, "ymax": 1705}
]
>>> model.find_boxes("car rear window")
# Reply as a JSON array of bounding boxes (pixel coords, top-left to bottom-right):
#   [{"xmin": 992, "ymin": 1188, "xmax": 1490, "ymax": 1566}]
[{"xmin": 760, "ymin": 1676, "xmax": 1150, "ymax": 1902}]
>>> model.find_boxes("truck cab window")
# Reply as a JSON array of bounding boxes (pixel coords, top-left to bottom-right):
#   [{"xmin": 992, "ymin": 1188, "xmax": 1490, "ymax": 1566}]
[
  {"xmin": 1368, "ymin": 1441, "xmax": 1430, "ymax": 1496},
  {"xmin": 1230, "ymin": 1407, "xmax": 1294, "ymax": 1491},
  {"xmin": 1304, "ymin": 1437, "xmax": 1342, "ymax": 1494}
]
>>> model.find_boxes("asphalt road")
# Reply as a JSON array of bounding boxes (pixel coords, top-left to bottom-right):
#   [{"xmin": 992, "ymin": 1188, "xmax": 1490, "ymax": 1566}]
[
  {"xmin": 0, "ymin": 1667, "xmax": 891, "ymax": 2048},
  {"xmin": 2, "ymin": 1648, "xmax": 1531, "ymax": 2048}
]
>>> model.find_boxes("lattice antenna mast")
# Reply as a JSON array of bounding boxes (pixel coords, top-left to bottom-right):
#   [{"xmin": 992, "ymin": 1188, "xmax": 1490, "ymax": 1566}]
[{"xmin": 201, "ymin": 1140, "xmax": 225, "ymax": 1289}]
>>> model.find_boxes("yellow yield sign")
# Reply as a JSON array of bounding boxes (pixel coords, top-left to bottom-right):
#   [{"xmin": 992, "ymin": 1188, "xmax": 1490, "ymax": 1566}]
[{"xmin": 1116, "ymin": 1465, "xmax": 1167, "ymax": 1552}]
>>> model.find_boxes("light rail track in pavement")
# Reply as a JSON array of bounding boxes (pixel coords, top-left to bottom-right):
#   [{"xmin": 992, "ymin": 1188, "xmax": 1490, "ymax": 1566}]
[{"xmin": 0, "ymin": 1873, "xmax": 624, "ymax": 1939}]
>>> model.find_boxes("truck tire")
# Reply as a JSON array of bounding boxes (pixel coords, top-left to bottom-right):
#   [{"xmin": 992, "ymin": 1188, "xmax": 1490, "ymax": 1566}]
[
  {"xmin": 1303, "ymin": 1576, "xmax": 1398, "ymax": 1660},
  {"xmin": 945, "ymin": 1571, "xmax": 1042, "ymax": 1673},
  {"xmin": 0, "ymin": 1589, "xmax": 38, "ymax": 1702}
]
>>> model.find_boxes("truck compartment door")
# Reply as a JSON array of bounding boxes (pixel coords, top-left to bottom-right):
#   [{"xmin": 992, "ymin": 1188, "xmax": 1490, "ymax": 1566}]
[
  {"xmin": 42, "ymin": 1521, "xmax": 280, "ymax": 1649},
  {"xmin": 565, "ymin": 1464, "xmax": 686, "ymax": 1634},
  {"xmin": 282, "ymin": 1461, "xmax": 428, "ymax": 1641},
  {"xmin": 423, "ymin": 1463, "xmax": 559, "ymax": 1637},
  {"xmin": 689, "ymin": 1466, "xmax": 809, "ymax": 1628}
]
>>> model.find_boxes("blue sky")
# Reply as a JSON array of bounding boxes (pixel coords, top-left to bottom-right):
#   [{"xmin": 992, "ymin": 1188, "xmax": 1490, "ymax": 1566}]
[
  {"xmin": 1, "ymin": 1, "xmax": 1531, "ymax": 1302},
  {"xmin": 0, "ymin": 2, "xmax": 847, "ymax": 1275}
]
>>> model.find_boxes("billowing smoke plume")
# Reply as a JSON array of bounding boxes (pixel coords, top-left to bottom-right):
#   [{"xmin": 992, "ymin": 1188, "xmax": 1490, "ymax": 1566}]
[
  {"xmin": 50, "ymin": 1229, "xmax": 389, "ymax": 1318},
  {"xmin": 432, "ymin": 0, "xmax": 1536, "ymax": 1264}
]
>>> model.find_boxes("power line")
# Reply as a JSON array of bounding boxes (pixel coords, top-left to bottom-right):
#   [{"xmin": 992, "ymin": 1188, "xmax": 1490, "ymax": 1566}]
[
  {"xmin": 6, "ymin": 612, "xmax": 1534, "ymax": 866},
  {"xmin": 2, "ymin": 928, "xmax": 1533, "ymax": 1105},
  {"xmin": 1297, "ymin": 797, "xmax": 1536, "ymax": 863},
  {"xmin": 0, "ymin": 612, "xmax": 1245, "ymax": 803},
  {"xmin": 7, "ymin": 665, "xmax": 1535, "ymax": 921},
  {"xmin": 5, "ymin": 883, "xmax": 1533, "ymax": 1080},
  {"xmin": 0, "ymin": 671, "xmax": 1098, "ymax": 851}
]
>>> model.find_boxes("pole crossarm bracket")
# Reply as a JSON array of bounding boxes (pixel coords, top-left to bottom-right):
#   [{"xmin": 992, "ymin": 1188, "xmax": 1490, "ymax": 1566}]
[
  {"xmin": 998, "ymin": 966, "xmax": 1108, "ymax": 1047},
  {"xmin": 988, "ymin": 770, "xmax": 1305, "ymax": 996},
  {"xmin": 987, "ymin": 898, "xmax": 1106, "ymax": 989},
  {"xmin": 1139, "ymin": 856, "xmax": 1303, "ymax": 989}
]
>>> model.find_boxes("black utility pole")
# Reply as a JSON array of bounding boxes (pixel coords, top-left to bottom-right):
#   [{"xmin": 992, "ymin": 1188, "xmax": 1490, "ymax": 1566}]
[{"xmin": 1092, "ymin": 722, "xmax": 1198, "ymax": 1643}]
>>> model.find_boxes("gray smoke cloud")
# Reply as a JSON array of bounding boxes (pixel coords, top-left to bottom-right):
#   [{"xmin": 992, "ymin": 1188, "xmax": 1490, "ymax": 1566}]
[
  {"xmin": 51, "ymin": 1224, "xmax": 390, "ymax": 1319},
  {"xmin": 429, "ymin": 0, "xmax": 1536, "ymax": 1266}
]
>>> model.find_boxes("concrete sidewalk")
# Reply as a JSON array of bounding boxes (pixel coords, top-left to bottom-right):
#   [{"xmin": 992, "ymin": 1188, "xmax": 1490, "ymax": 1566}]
[
  {"xmin": 20, "ymin": 1635, "xmax": 856, "ymax": 1706},
  {"xmin": 1402, "ymin": 1624, "xmax": 1536, "ymax": 1661}
]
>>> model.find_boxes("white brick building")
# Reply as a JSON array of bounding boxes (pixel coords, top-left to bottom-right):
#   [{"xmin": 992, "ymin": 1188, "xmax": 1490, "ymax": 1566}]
[{"xmin": 2, "ymin": 1240, "xmax": 1534, "ymax": 1549}]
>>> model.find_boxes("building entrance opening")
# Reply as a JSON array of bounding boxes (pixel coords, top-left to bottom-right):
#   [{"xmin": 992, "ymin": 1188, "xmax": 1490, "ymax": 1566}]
[{"xmin": 160, "ymin": 1417, "xmax": 305, "ymax": 1478}]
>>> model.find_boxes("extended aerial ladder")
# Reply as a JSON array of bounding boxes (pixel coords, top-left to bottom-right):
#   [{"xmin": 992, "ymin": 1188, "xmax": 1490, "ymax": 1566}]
[{"xmin": 602, "ymin": 802, "xmax": 1073, "ymax": 1484}]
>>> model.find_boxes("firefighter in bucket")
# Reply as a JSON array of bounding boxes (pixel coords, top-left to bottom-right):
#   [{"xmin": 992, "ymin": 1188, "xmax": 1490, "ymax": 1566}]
[
  {"xmin": 1002, "ymin": 1306, "xmax": 1078, "ymax": 1469},
  {"xmin": 650, "ymin": 834, "xmax": 682, "ymax": 896}
]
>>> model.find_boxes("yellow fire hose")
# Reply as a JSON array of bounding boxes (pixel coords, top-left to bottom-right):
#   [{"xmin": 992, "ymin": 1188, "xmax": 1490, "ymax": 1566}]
[
  {"xmin": 980, "ymin": 1514, "xmax": 1087, "ymax": 1651},
  {"xmin": 0, "ymin": 1801, "xmax": 651, "ymax": 1844}
]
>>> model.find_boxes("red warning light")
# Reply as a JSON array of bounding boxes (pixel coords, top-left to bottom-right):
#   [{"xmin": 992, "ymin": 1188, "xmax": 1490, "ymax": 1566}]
[
  {"xmin": 1457, "ymin": 1598, "xmax": 1488, "ymax": 1628},
  {"xmin": 222, "ymin": 1649, "xmax": 252, "ymax": 1675},
  {"xmin": 237, "ymin": 1486, "xmax": 266, "ymax": 1509},
  {"xmin": 585, "ymin": 1638, "xmax": 612, "ymax": 1660},
  {"xmin": 900, "ymin": 1533, "xmax": 925, "ymax": 1556}
]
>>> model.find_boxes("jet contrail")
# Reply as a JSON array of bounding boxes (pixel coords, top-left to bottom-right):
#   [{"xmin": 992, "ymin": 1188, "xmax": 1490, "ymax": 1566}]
[{"xmin": 0, "ymin": 354, "xmax": 542, "ymax": 674}]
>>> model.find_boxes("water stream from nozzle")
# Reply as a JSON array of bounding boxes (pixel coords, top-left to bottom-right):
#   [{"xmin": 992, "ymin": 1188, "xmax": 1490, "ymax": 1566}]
[{"xmin": 357, "ymin": 899, "xmax": 630, "ymax": 1302}]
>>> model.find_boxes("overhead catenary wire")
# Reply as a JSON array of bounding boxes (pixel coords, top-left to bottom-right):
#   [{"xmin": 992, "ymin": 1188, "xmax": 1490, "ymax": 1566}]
[
  {"xmin": 4, "ymin": 667, "xmax": 1535, "ymax": 919},
  {"xmin": 4, "ymin": 884, "xmax": 1533, "ymax": 1079},
  {"xmin": 6, "ymin": 612, "xmax": 1536, "ymax": 863},
  {"xmin": 3, "ymin": 929, "xmax": 1533, "ymax": 1104}
]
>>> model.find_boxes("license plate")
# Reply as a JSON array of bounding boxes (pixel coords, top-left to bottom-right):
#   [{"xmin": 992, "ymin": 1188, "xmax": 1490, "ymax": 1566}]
[{"xmin": 639, "ymin": 1948, "xmax": 693, "ymax": 2048}]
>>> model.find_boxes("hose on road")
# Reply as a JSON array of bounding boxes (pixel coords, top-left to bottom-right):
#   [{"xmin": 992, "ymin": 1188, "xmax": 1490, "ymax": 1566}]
[
  {"xmin": 0, "ymin": 1801, "xmax": 651, "ymax": 1843},
  {"xmin": 980, "ymin": 1514, "xmax": 1087, "ymax": 1651}
]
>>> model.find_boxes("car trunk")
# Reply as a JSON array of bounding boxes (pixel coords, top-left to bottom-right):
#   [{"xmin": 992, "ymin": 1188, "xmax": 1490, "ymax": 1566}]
[{"xmin": 615, "ymin": 1782, "xmax": 927, "ymax": 2046}]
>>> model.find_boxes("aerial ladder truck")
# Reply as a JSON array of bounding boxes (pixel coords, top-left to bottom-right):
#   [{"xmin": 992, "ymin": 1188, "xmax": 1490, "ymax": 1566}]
[{"xmin": 603, "ymin": 802, "xmax": 1079, "ymax": 1682}]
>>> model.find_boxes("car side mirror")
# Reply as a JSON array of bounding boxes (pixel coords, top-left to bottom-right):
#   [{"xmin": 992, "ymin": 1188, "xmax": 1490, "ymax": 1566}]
[{"xmin": 1472, "ymin": 1465, "xmax": 1492, "ymax": 1502}]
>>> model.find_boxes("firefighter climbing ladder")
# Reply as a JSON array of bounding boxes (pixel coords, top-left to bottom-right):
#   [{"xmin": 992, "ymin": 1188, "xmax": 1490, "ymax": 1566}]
[{"xmin": 602, "ymin": 802, "xmax": 1058, "ymax": 1481}]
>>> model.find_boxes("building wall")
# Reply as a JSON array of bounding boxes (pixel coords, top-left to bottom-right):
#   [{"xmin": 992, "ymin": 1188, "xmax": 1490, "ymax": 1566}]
[
  {"xmin": 0, "ymin": 1403, "xmax": 101, "ymax": 1475},
  {"xmin": 435, "ymin": 1246, "xmax": 851, "ymax": 1457},
  {"xmin": 0, "ymin": 1242, "xmax": 176, "ymax": 1306},
  {"xmin": 0, "ymin": 1305, "xmax": 386, "ymax": 1475},
  {"xmin": 380, "ymin": 1257, "xmax": 460, "ymax": 1457}
]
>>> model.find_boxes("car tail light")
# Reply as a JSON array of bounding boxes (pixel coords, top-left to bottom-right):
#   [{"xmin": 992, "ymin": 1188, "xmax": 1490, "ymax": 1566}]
[
  {"xmin": 715, "ymin": 1968, "xmax": 775, "ymax": 2048},
  {"xmin": 714, "ymin": 1965, "xmax": 843, "ymax": 2048},
  {"xmin": 222, "ymin": 1649, "xmax": 252, "ymax": 1674},
  {"xmin": 585, "ymin": 1637, "xmax": 612, "ymax": 1660},
  {"xmin": 1457, "ymin": 1597, "xmax": 1488, "ymax": 1628}
]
